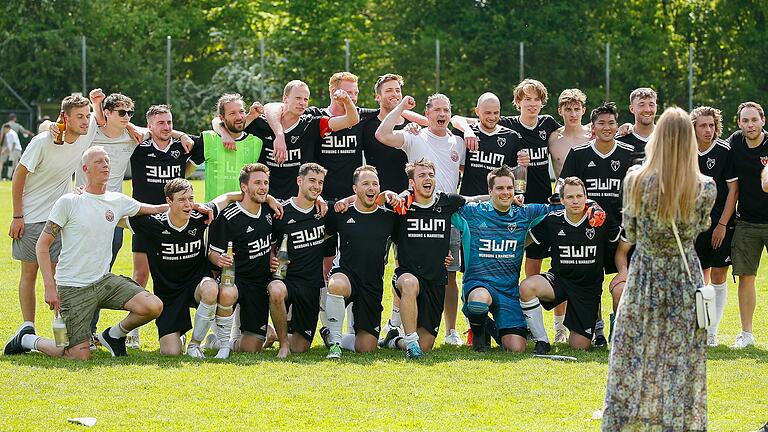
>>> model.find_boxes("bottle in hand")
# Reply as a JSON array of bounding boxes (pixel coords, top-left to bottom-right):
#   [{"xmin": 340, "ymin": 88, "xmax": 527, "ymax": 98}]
[
  {"xmin": 221, "ymin": 241, "xmax": 236, "ymax": 287},
  {"xmin": 53, "ymin": 312, "xmax": 69, "ymax": 347},
  {"xmin": 274, "ymin": 234, "xmax": 290, "ymax": 280},
  {"xmin": 54, "ymin": 111, "xmax": 66, "ymax": 145}
]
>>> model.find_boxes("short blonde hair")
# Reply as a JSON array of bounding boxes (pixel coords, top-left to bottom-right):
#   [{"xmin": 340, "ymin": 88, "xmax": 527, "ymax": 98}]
[
  {"xmin": 629, "ymin": 87, "xmax": 657, "ymax": 104},
  {"xmin": 329, "ymin": 72, "xmax": 358, "ymax": 90},
  {"xmin": 558, "ymin": 89, "xmax": 587, "ymax": 109},
  {"xmin": 514, "ymin": 79, "xmax": 548, "ymax": 106}
]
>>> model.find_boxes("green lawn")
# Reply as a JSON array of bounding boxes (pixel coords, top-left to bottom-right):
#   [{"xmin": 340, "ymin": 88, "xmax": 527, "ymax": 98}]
[{"xmin": 0, "ymin": 180, "xmax": 766, "ymax": 431}]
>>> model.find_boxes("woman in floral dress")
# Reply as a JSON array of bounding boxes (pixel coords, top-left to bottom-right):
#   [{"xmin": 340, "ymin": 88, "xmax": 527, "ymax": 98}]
[{"xmin": 602, "ymin": 107, "xmax": 716, "ymax": 431}]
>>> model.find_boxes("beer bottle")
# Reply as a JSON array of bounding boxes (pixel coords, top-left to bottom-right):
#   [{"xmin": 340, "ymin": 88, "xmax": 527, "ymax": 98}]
[
  {"xmin": 54, "ymin": 111, "xmax": 66, "ymax": 145},
  {"xmin": 53, "ymin": 311, "xmax": 69, "ymax": 348},
  {"xmin": 512, "ymin": 149, "xmax": 528, "ymax": 194},
  {"xmin": 274, "ymin": 234, "xmax": 290, "ymax": 280},
  {"xmin": 221, "ymin": 241, "xmax": 235, "ymax": 286}
]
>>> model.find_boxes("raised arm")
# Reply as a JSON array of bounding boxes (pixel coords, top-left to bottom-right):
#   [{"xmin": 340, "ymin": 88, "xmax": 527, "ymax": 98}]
[
  {"xmin": 327, "ymin": 90, "xmax": 360, "ymax": 131},
  {"xmin": 89, "ymin": 88, "xmax": 106, "ymax": 127},
  {"xmin": 375, "ymin": 96, "xmax": 415, "ymax": 148}
]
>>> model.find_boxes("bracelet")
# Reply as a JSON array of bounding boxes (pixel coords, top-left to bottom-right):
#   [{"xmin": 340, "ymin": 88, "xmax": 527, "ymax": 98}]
[
  {"xmin": 718, "ymin": 222, "xmax": 727, "ymax": 227},
  {"xmin": 13, "ymin": 215, "xmax": 23, "ymax": 219}
]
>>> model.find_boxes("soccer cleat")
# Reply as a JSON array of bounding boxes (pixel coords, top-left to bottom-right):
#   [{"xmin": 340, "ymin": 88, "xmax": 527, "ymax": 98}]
[
  {"xmin": 319, "ymin": 327, "xmax": 331, "ymax": 348},
  {"xmin": 732, "ymin": 332, "xmax": 755, "ymax": 349},
  {"xmin": 214, "ymin": 347, "xmax": 231, "ymax": 359},
  {"xmin": 89, "ymin": 333, "xmax": 99, "ymax": 351},
  {"xmin": 179, "ymin": 333, "xmax": 187, "ymax": 349},
  {"xmin": 405, "ymin": 341, "xmax": 424, "ymax": 359},
  {"xmin": 444, "ymin": 329, "xmax": 464, "ymax": 346},
  {"xmin": 125, "ymin": 328, "xmax": 140, "ymax": 349},
  {"xmin": 98, "ymin": 328, "xmax": 128, "ymax": 357},
  {"xmin": 4, "ymin": 324, "xmax": 35, "ymax": 355},
  {"xmin": 593, "ymin": 335, "xmax": 608, "ymax": 348},
  {"xmin": 379, "ymin": 327, "xmax": 400, "ymax": 349},
  {"xmin": 554, "ymin": 326, "xmax": 568, "ymax": 344},
  {"xmin": 327, "ymin": 343, "xmax": 342, "ymax": 359},
  {"xmin": 202, "ymin": 333, "xmax": 221, "ymax": 350},
  {"xmin": 471, "ymin": 325, "xmax": 488, "ymax": 353},
  {"xmin": 186, "ymin": 343, "xmax": 205, "ymax": 359},
  {"xmin": 378, "ymin": 320, "xmax": 402, "ymax": 345},
  {"xmin": 533, "ymin": 341, "xmax": 551, "ymax": 355},
  {"xmin": 707, "ymin": 332, "xmax": 718, "ymax": 347}
]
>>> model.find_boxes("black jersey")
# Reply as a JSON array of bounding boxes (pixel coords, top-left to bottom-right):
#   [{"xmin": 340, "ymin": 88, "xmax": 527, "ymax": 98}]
[
  {"xmin": 209, "ymin": 201, "xmax": 274, "ymax": 281},
  {"xmin": 244, "ymin": 115, "xmax": 329, "ymax": 200},
  {"xmin": 306, "ymin": 106, "xmax": 380, "ymax": 199},
  {"xmin": 362, "ymin": 116, "xmax": 410, "ymax": 193},
  {"xmin": 130, "ymin": 136, "xmax": 205, "ymax": 204},
  {"xmin": 459, "ymin": 124, "xmax": 524, "ymax": 196},
  {"xmin": 728, "ymin": 130, "xmax": 768, "ymax": 224},
  {"xmin": 271, "ymin": 198, "xmax": 327, "ymax": 287},
  {"xmin": 498, "ymin": 115, "xmax": 560, "ymax": 203},
  {"xmin": 615, "ymin": 132, "xmax": 648, "ymax": 166},
  {"xmin": 325, "ymin": 203, "xmax": 396, "ymax": 286},
  {"xmin": 531, "ymin": 208, "xmax": 620, "ymax": 290},
  {"xmin": 393, "ymin": 192, "xmax": 466, "ymax": 284},
  {"xmin": 127, "ymin": 204, "xmax": 218, "ymax": 295},
  {"xmin": 698, "ymin": 138, "xmax": 737, "ymax": 220},
  {"xmin": 559, "ymin": 140, "xmax": 635, "ymax": 226}
]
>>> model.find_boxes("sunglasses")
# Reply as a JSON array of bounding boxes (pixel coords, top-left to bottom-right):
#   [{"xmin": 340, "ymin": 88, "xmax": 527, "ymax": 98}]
[{"xmin": 111, "ymin": 109, "xmax": 134, "ymax": 118}]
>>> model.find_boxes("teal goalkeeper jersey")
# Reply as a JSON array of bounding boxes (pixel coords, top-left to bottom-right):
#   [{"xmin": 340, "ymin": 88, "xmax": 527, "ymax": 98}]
[{"xmin": 451, "ymin": 201, "xmax": 550, "ymax": 295}]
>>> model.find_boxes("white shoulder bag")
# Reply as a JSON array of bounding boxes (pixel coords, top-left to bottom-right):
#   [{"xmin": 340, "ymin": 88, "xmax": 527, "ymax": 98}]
[{"xmin": 672, "ymin": 220, "xmax": 715, "ymax": 329}]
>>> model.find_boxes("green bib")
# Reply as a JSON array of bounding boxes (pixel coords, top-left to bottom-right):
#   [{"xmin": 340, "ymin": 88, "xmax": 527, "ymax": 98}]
[{"xmin": 202, "ymin": 131, "xmax": 263, "ymax": 201}]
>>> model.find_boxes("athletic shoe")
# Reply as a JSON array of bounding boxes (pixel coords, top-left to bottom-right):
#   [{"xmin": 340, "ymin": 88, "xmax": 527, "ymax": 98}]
[
  {"xmin": 755, "ymin": 422, "xmax": 768, "ymax": 432},
  {"xmin": 378, "ymin": 320, "xmax": 402, "ymax": 344},
  {"xmin": 327, "ymin": 343, "xmax": 342, "ymax": 360},
  {"xmin": 707, "ymin": 332, "xmax": 718, "ymax": 347},
  {"xmin": 214, "ymin": 347, "xmax": 231, "ymax": 359},
  {"xmin": 125, "ymin": 329, "xmax": 140, "ymax": 349},
  {"xmin": 593, "ymin": 335, "xmax": 608, "ymax": 348},
  {"xmin": 405, "ymin": 341, "xmax": 424, "ymax": 359},
  {"xmin": 554, "ymin": 326, "xmax": 568, "ymax": 344},
  {"xmin": 4, "ymin": 324, "xmax": 35, "ymax": 355},
  {"xmin": 89, "ymin": 333, "xmax": 98, "ymax": 351},
  {"xmin": 179, "ymin": 333, "xmax": 187, "ymax": 349},
  {"xmin": 444, "ymin": 329, "xmax": 463, "ymax": 346},
  {"xmin": 379, "ymin": 327, "xmax": 400, "ymax": 349},
  {"xmin": 533, "ymin": 340, "xmax": 551, "ymax": 355},
  {"xmin": 525, "ymin": 328, "xmax": 534, "ymax": 341},
  {"xmin": 465, "ymin": 328, "xmax": 473, "ymax": 346},
  {"xmin": 186, "ymin": 343, "xmax": 205, "ymax": 359},
  {"xmin": 732, "ymin": 332, "xmax": 756, "ymax": 349},
  {"xmin": 319, "ymin": 327, "xmax": 331, "ymax": 348},
  {"xmin": 98, "ymin": 328, "xmax": 127, "ymax": 357},
  {"xmin": 202, "ymin": 333, "xmax": 221, "ymax": 350}
]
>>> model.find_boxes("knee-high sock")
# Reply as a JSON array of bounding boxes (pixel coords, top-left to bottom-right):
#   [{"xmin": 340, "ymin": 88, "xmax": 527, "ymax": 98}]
[
  {"xmin": 465, "ymin": 301, "xmax": 489, "ymax": 343},
  {"xmin": 340, "ymin": 334, "xmax": 357, "ymax": 352},
  {"xmin": 711, "ymin": 281, "xmax": 728, "ymax": 333},
  {"xmin": 346, "ymin": 304, "xmax": 355, "ymax": 334},
  {"xmin": 191, "ymin": 302, "xmax": 216, "ymax": 343},
  {"xmin": 215, "ymin": 311, "xmax": 234, "ymax": 348},
  {"xmin": 389, "ymin": 306, "xmax": 402, "ymax": 328},
  {"xmin": 228, "ymin": 304, "xmax": 241, "ymax": 342},
  {"xmin": 326, "ymin": 293, "xmax": 346, "ymax": 346},
  {"xmin": 520, "ymin": 298, "xmax": 548, "ymax": 343},
  {"xmin": 319, "ymin": 287, "xmax": 329, "ymax": 328}
]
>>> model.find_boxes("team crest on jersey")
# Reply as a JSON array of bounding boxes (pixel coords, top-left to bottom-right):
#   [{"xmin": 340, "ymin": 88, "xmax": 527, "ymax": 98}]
[
  {"xmin": 761, "ymin": 156, "xmax": 768, "ymax": 166},
  {"xmin": 450, "ymin": 150, "xmax": 460, "ymax": 162},
  {"xmin": 314, "ymin": 212, "xmax": 322, "ymax": 220},
  {"xmin": 171, "ymin": 150, "xmax": 181, "ymax": 159},
  {"xmin": 105, "ymin": 210, "xmax": 114, "ymax": 222},
  {"xmin": 497, "ymin": 137, "xmax": 506, "ymax": 147},
  {"xmin": 610, "ymin": 160, "xmax": 620, "ymax": 172},
  {"xmin": 539, "ymin": 130, "xmax": 546, "ymax": 140},
  {"xmin": 266, "ymin": 214, "xmax": 273, "ymax": 225},
  {"xmin": 291, "ymin": 135, "xmax": 299, "ymax": 144},
  {"xmin": 706, "ymin": 158, "xmax": 715, "ymax": 170},
  {"xmin": 188, "ymin": 228, "xmax": 197, "ymax": 236},
  {"xmin": 585, "ymin": 227, "xmax": 595, "ymax": 240},
  {"xmin": 507, "ymin": 223, "xmax": 517, "ymax": 233},
  {"xmin": 435, "ymin": 206, "xmax": 443, "ymax": 213}
]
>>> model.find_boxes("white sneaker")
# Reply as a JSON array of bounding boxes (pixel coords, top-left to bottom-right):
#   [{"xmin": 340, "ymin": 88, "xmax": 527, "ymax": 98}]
[
  {"xmin": 125, "ymin": 329, "xmax": 140, "ymax": 349},
  {"xmin": 732, "ymin": 332, "xmax": 755, "ymax": 349},
  {"xmin": 706, "ymin": 332, "xmax": 718, "ymax": 347},
  {"xmin": 186, "ymin": 343, "xmax": 205, "ymax": 359},
  {"xmin": 378, "ymin": 320, "xmax": 403, "ymax": 344},
  {"xmin": 179, "ymin": 334, "xmax": 187, "ymax": 349},
  {"xmin": 554, "ymin": 326, "xmax": 568, "ymax": 344},
  {"xmin": 202, "ymin": 333, "xmax": 220, "ymax": 350},
  {"xmin": 214, "ymin": 347, "xmax": 231, "ymax": 359},
  {"xmin": 444, "ymin": 329, "xmax": 464, "ymax": 346}
]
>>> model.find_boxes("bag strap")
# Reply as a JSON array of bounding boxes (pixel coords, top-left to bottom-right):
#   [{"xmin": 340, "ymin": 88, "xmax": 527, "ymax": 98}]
[{"xmin": 671, "ymin": 220, "xmax": 695, "ymax": 286}]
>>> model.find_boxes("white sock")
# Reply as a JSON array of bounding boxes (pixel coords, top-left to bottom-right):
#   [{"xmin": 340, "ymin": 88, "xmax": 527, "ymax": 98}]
[
  {"xmin": 215, "ymin": 313, "xmax": 235, "ymax": 348},
  {"xmin": 109, "ymin": 322, "xmax": 129, "ymax": 339},
  {"xmin": 554, "ymin": 314, "xmax": 565, "ymax": 330},
  {"xmin": 128, "ymin": 327, "xmax": 139, "ymax": 338},
  {"xmin": 21, "ymin": 334, "xmax": 40, "ymax": 350},
  {"xmin": 711, "ymin": 281, "xmax": 728, "ymax": 334},
  {"xmin": 229, "ymin": 305, "xmax": 242, "ymax": 341},
  {"xmin": 595, "ymin": 319, "xmax": 605, "ymax": 337},
  {"xmin": 20, "ymin": 321, "xmax": 34, "ymax": 331},
  {"xmin": 191, "ymin": 302, "xmax": 217, "ymax": 343},
  {"xmin": 325, "ymin": 293, "xmax": 346, "ymax": 345},
  {"xmin": 346, "ymin": 304, "xmax": 355, "ymax": 334},
  {"xmin": 521, "ymin": 299, "xmax": 548, "ymax": 343},
  {"xmin": 403, "ymin": 331, "xmax": 419, "ymax": 348},
  {"xmin": 340, "ymin": 334, "xmax": 357, "ymax": 352},
  {"xmin": 318, "ymin": 287, "xmax": 329, "ymax": 328},
  {"xmin": 390, "ymin": 307, "xmax": 402, "ymax": 328}
]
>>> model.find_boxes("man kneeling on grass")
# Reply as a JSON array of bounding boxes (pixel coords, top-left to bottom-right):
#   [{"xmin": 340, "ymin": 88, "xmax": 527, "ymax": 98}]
[{"xmin": 4, "ymin": 146, "xmax": 209, "ymax": 360}]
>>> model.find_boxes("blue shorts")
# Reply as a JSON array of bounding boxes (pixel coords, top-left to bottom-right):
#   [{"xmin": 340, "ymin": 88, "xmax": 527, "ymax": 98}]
[{"xmin": 461, "ymin": 279, "xmax": 525, "ymax": 331}]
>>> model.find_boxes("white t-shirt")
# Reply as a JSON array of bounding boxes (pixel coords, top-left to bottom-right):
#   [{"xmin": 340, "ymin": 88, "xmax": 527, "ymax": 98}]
[
  {"xmin": 48, "ymin": 191, "xmax": 141, "ymax": 287},
  {"xmin": 398, "ymin": 128, "xmax": 465, "ymax": 193},
  {"xmin": 4, "ymin": 128, "xmax": 21, "ymax": 152},
  {"xmin": 75, "ymin": 128, "xmax": 138, "ymax": 192},
  {"xmin": 19, "ymin": 116, "xmax": 98, "ymax": 223}
]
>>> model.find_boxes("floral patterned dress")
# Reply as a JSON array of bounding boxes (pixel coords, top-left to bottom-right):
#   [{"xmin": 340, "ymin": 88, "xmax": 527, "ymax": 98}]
[{"xmin": 602, "ymin": 174, "xmax": 716, "ymax": 432}]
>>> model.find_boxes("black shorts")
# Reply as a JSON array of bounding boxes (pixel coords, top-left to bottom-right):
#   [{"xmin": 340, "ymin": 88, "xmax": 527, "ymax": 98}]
[
  {"xmin": 132, "ymin": 231, "xmax": 149, "ymax": 253},
  {"xmin": 695, "ymin": 220, "xmax": 734, "ymax": 269},
  {"xmin": 330, "ymin": 267, "xmax": 384, "ymax": 339},
  {"xmin": 280, "ymin": 278, "xmax": 322, "ymax": 343},
  {"xmin": 539, "ymin": 272, "xmax": 601, "ymax": 340},
  {"xmin": 323, "ymin": 234, "xmax": 338, "ymax": 258},
  {"xmin": 235, "ymin": 276, "xmax": 270, "ymax": 338},
  {"xmin": 603, "ymin": 238, "xmax": 619, "ymax": 275},
  {"xmin": 525, "ymin": 239, "xmax": 551, "ymax": 260},
  {"xmin": 155, "ymin": 282, "xmax": 199, "ymax": 339},
  {"xmin": 392, "ymin": 267, "xmax": 445, "ymax": 337}
]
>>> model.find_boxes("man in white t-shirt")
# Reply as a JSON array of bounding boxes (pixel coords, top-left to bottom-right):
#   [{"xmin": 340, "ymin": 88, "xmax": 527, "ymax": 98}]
[
  {"xmin": 3, "ymin": 146, "xmax": 174, "ymax": 360},
  {"xmin": 1, "ymin": 124, "xmax": 22, "ymax": 179},
  {"xmin": 7, "ymin": 92, "xmax": 100, "ymax": 336},
  {"xmin": 375, "ymin": 93, "xmax": 468, "ymax": 346}
]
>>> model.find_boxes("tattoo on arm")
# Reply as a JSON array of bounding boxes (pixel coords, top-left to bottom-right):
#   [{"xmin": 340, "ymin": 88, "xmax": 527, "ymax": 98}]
[{"xmin": 43, "ymin": 220, "xmax": 61, "ymax": 238}]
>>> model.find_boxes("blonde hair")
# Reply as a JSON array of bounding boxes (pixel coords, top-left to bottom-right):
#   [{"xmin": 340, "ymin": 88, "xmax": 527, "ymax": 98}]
[
  {"xmin": 689, "ymin": 106, "xmax": 723, "ymax": 138},
  {"xmin": 513, "ymin": 79, "xmax": 548, "ymax": 107},
  {"xmin": 624, "ymin": 107, "xmax": 701, "ymax": 223},
  {"xmin": 557, "ymin": 89, "xmax": 587, "ymax": 109},
  {"xmin": 329, "ymin": 72, "xmax": 358, "ymax": 90}
]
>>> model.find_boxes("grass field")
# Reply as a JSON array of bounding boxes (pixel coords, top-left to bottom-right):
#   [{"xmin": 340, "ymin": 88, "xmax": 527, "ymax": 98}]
[{"xmin": 1, "ymin": 180, "xmax": 766, "ymax": 431}]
